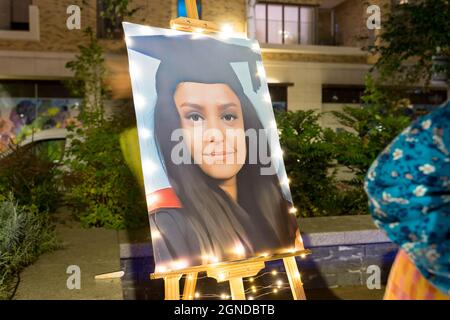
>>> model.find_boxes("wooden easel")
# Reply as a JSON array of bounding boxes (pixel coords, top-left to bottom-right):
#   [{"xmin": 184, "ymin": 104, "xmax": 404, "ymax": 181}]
[
  {"xmin": 149, "ymin": 0, "xmax": 312, "ymax": 300},
  {"xmin": 151, "ymin": 249, "xmax": 312, "ymax": 300}
]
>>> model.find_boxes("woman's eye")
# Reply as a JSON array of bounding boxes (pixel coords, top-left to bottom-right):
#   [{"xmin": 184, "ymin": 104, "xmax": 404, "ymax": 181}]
[
  {"xmin": 186, "ymin": 113, "xmax": 204, "ymax": 122},
  {"xmin": 222, "ymin": 114, "xmax": 237, "ymax": 122}
]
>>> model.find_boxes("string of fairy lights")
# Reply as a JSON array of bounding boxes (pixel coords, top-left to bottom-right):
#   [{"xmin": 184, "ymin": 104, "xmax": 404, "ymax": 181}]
[{"xmin": 180, "ymin": 269, "xmax": 304, "ymax": 300}]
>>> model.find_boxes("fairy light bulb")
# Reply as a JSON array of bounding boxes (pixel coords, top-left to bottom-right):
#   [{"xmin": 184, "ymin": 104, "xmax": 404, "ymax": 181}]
[
  {"xmin": 248, "ymin": 296, "xmax": 254, "ymax": 300},
  {"xmin": 257, "ymin": 64, "xmax": 266, "ymax": 78},
  {"xmin": 151, "ymin": 229, "xmax": 161, "ymax": 239},
  {"xmin": 249, "ymin": 277, "xmax": 254, "ymax": 282},
  {"xmin": 155, "ymin": 265, "xmax": 167, "ymax": 273},
  {"xmin": 194, "ymin": 292, "xmax": 200, "ymax": 298},
  {"xmin": 271, "ymin": 270, "xmax": 277, "ymax": 276},
  {"xmin": 140, "ymin": 127, "xmax": 152, "ymax": 139},
  {"xmin": 234, "ymin": 243, "xmax": 245, "ymax": 257},
  {"xmin": 133, "ymin": 94, "xmax": 146, "ymax": 110},
  {"xmin": 220, "ymin": 24, "xmax": 234, "ymax": 37},
  {"xmin": 273, "ymin": 288, "xmax": 278, "ymax": 293},
  {"xmin": 251, "ymin": 286, "xmax": 256, "ymax": 293}
]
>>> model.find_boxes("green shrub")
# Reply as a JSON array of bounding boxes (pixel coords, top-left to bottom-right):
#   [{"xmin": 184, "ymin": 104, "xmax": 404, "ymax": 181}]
[
  {"xmin": 330, "ymin": 76, "xmax": 412, "ymax": 188},
  {"xmin": 0, "ymin": 194, "xmax": 59, "ymax": 300},
  {"xmin": 275, "ymin": 110, "xmax": 344, "ymax": 217},
  {"xmin": 63, "ymin": 109, "xmax": 147, "ymax": 230},
  {"xmin": 0, "ymin": 144, "xmax": 62, "ymax": 213}
]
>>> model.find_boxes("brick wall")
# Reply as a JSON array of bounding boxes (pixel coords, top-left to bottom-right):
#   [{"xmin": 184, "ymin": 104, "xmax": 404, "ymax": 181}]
[
  {"xmin": 202, "ymin": 0, "xmax": 247, "ymax": 34},
  {"xmin": 334, "ymin": 0, "xmax": 390, "ymax": 47},
  {"xmin": 0, "ymin": 0, "xmax": 177, "ymax": 53}
]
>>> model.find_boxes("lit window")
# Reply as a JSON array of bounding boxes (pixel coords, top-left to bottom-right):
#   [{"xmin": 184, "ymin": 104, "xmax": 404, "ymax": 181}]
[
  {"xmin": 0, "ymin": 0, "xmax": 32, "ymax": 31},
  {"xmin": 255, "ymin": 3, "xmax": 316, "ymax": 45}
]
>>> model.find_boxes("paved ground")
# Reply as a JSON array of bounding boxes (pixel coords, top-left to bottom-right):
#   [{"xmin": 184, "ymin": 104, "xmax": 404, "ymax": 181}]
[
  {"xmin": 13, "ymin": 216, "xmax": 123, "ymax": 300},
  {"xmin": 12, "ymin": 213, "xmax": 385, "ymax": 300}
]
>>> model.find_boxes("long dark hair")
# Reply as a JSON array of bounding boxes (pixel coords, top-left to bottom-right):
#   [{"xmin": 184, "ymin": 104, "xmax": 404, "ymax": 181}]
[{"xmin": 154, "ymin": 80, "xmax": 297, "ymax": 263}]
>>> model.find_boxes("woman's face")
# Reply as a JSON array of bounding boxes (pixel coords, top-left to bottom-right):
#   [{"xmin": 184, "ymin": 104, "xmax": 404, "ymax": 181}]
[{"xmin": 174, "ymin": 82, "xmax": 246, "ymax": 180}]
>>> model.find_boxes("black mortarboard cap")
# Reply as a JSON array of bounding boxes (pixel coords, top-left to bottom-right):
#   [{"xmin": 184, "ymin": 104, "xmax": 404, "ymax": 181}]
[{"xmin": 126, "ymin": 34, "xmax": 263, "ymax": 101}]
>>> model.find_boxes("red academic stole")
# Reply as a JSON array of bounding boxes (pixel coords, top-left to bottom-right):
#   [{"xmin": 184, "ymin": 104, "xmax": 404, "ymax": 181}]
[{"xmin": 147, "ymin": 187, "xmax": 182, "ymax": 213}]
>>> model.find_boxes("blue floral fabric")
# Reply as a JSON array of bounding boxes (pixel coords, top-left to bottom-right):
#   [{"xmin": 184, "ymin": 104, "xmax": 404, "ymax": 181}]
[{"xmin": 365, "ymin": 101, "xmax": 450, "ymax": 295}]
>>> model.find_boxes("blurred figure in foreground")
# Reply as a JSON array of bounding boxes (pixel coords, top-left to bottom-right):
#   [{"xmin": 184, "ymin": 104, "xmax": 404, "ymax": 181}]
[{"xmin": 365, "ymin": 101, "xmax": 450, "ymax": 300}]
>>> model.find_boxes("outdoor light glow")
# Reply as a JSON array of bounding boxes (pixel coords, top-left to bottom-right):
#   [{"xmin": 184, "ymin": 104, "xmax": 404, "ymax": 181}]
[
  {"xmin": 151, "ymin": 229, "xmax": 161, "ymax": 239},
  {"xmin": 251, "ymin": 42, "xmax": 260, "ymax": 52},
  {"xmin": 142, "ymin": 159, "xmax": 157, "ymax": 176},
  {"xmin": 234, "ymin": 243, "xmax": 246, "ymax": 256},
  {"xmin": 130, "ymin": 63, "xmax": 141, "ymax": 79},
  {"xmin": 210, "ymin": 256, "xmax": 219, "ymax": 263},
  {"xmin": 140, "ymin": 127, "xmax": 152, "ymax": 139},
  {"xmin": 125, "ymin": 36, "xmax": 133, "ymax": 46},
  {"xmin": 257, "ymin": 65, "xmax": 266, "ymax": 78},
  {"xmin": 220, "ymin": 24, "xmax": 234, "ymax": 38},
  {"xmin": 147, "ymin": 194, "xmax": 158, "ymax": 205},
  {"xmin": 281, "ymin": 177, "xmax": 290, "ymax": 186},
  {"xmin": 133, "ymin": 94, "xmax": 146, "ymax": 110},
  {"xmin": 155, "ymin": 265, "xmax": 167, "ymax": 273},
  {"xmin": 289, "ymin": 207, "xmax": 298, "ymax": 214},
  {"xmin": 172, "ymin": 259, "xmax": 188, "ymax": 270}
]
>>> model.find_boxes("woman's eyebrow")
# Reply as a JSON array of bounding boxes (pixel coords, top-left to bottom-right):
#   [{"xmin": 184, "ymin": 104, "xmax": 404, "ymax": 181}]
[
  {"xmin": 179, "ymin": 102, "xmax": 204, "ymax": 110},
  {"xmin": 218, "ymin": 103, "xmax": 238, "ymax": 110}
]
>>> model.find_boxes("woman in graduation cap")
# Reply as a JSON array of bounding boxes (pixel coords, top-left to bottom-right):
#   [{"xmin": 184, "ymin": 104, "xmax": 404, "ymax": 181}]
[{"xmin": 127, "ymin": 34, "xmax": 302, "ymax": 270}]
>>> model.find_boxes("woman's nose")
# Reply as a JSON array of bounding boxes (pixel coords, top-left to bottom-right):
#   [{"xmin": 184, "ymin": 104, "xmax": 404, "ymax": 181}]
[{"xmin": 204, "ymin": 118, "xmax": 224, "ymax": 143}]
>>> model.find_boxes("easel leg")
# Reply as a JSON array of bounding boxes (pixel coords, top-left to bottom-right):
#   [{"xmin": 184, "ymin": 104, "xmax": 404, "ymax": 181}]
[
  {"xmin": 229, "ymin": 277, "xmax": 246, "ymax": 300},
  {"xmin": 182, "ymin": 272, "xmax": 198, "ymax": 300},
  {"xmin": 283, "ymin": 257, "xmax": 306, "ymax": 300},
  {"xmin": 164, "ymin": 275, "xmax": 182, "ymax": 300}
]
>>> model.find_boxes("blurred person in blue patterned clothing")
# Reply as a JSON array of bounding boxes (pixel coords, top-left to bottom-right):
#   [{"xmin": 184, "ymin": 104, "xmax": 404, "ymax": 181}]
[{"xmin": 365, "ymin": 101, "xmax": 450, "ymax": 299}]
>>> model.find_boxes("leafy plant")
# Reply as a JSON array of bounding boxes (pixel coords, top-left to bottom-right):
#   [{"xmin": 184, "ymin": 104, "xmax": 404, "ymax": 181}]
[
  {"xmin": 276, "ymin": 110, "xmax": 339, "ymax": 217},
  {"xmin": 326, "ymin": 76, "xmax": 412, "ymax": 213},
  {"xmin": 0, "ymin": 143, "xmax": 62, "ymax": 213},
  {"xmin": 63, "ymin": 108, "xmax": 147, "ymax": 230},
  {"xmin": 367, "ymin": 0, "xmax": 450, "ymax": 86},
  {"xmin": 0, "ymin": 194, "xmax": 59, "ymax": 300},
  {"xmin": 330, "ymin": 76, "xmax": 412, "ymax": 184},
  {"xmin": 66, "ymin": 27, "xmax": 107, "ymax": 119}
]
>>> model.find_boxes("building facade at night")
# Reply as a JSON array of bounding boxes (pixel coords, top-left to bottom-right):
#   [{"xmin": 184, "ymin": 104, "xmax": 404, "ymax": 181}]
[{"xmin": 0, "ymin": 0, "xmax": 447, "ymax": 137}]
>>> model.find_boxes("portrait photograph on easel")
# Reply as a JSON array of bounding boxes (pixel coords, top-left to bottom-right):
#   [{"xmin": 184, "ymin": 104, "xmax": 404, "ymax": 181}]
[
  {"xmin": 1, "ymin": 0, "xmax": 449, "ymax": 312},
  {"xmin": 124, "ymin": 21, "xmax": 310, "ymax": 300}
]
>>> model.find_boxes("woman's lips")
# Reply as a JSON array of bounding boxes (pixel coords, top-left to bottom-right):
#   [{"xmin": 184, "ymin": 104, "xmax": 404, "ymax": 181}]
[
  {"xmin": 202, "ymin": 151, "xmax": 235, "ymax": 161},
  {"xmin": 204, "ymin": 151, "xmax": 235, "ymax": 156}
]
